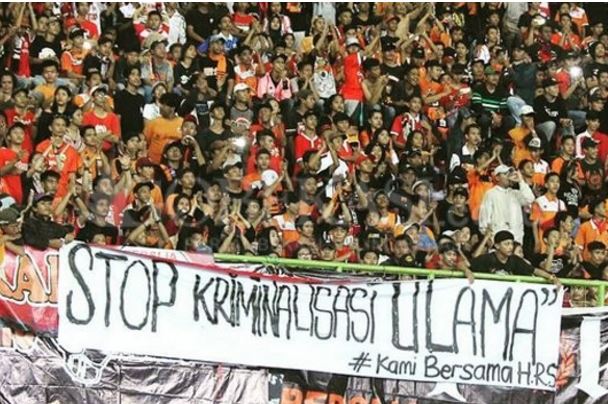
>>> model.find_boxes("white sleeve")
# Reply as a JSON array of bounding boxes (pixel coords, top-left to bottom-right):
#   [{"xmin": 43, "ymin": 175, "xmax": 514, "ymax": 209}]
[{"xmin": 515, "ymin": 181, "xmax": 535, "ymax": 207}]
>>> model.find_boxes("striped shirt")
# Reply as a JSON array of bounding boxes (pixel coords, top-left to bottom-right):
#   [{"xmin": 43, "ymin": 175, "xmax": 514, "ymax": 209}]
[{"xmin": 471, "ymin": 84, "xmax": 508, "ymax": 113}]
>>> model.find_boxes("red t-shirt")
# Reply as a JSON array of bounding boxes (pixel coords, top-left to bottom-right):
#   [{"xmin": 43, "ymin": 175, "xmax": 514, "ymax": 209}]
[
  {"xmin": 0, "ymin": 147, "xmax": 28, "ymax": 204},
  {"xmin": 245, "ymin": 145, "xmax": 282, "ymax": 175},
  {"xmin": 593, "ymin": 131, "xmax": 608, "ymax": 164},
  {"xmin": 82, "ymin": 110, "xmax": 121, "ymax": 151},
  {"xmin": 294, "ymin": 132, "xmax": 323, "ymax": 162},
  {"xmin": 4, "ymin": 108, "xmax": 34, "ymax": 155},
  {"xmin": 340, "ymin": 53, "xmax": 364, "ymax": 101}
]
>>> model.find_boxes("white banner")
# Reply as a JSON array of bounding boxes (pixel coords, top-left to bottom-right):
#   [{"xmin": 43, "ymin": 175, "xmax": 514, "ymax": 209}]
[{"xmin": 58, "ymin": 243, "xmax": 564, "ymax": 390}]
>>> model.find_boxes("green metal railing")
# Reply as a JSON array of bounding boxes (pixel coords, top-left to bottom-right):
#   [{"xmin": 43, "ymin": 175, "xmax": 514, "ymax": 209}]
[{"xmin": 215, "ymin": 254, "xmax": 608, "ymax": 307}]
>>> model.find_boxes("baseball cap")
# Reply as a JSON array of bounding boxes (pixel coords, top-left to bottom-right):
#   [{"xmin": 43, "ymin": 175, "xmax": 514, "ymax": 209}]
[
  {"xmin": 345, "ymin": 37, "xmax": 360, "ymax": 47},
  {"xmin": 412, "ymin": 179, "xmax": 431, "ymax": 191},
  {"xmin": 589, "ymin": 90, "xmax": 605, "ymax": 102},
  {"xmin": 233, "ymin": 83, "xmax": 250, "ymax": 94},
  {"xmin": 527, "ymin": 137, "xmax": 542, "ymax": 149},
  {"xmin": 493, "ymin": 165, "xmax": 513, "ymax": 176},
  {"xmin": 412, "ymin": 47, "xmax": 425, "ymax": 59},
  {"xmin": 484, "ymin": 66, "xmax": 498, "ymax": 75},
  {"xmin": 331, "ymin": 220, "xmax": 349, "ymax": 230},
  {"xmin": 0, "ymin": 207, "xmax": 20, "ymax": 225},
  {"xmin": 33, "ymin": 193, "xmax": 54, "ymax": 205},
  {"xmin": 582, "ymin": 137, "xmax": 599, "ymax": 149},
  {"xmin": 520, "ymin": 105, "xmax": 536, "ymax": 116},
  {"xmin": 68, "ymin": 26, "xmax": 85, "ymax": 39},
  {"xmin": 542, "ymin": 77, "xmax": 559, "ymax": 88},
  {"xmin": 90, "ymin": 84, "xmax": 109, "ymax": 95}
]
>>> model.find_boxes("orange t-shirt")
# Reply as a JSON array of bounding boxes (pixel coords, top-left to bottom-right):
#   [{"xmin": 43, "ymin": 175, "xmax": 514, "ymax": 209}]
[
  {"xmin": 61, "ymin": 48, "xmax": 87, "ymax": 76},
  {"xmin": 35, "ymin": 140, "xmax": 81, "ymax": 198},
  {"xmin": 576, "ymin": 218, "xmax": 608, "ymax": 261},
  {"xmin": 509, "ymin": 126, "xmax": 533, "ymax": 167},
  {"xmin": 467, "ymin": 169, "xmax": 494, "ymax": 222},
  {"xmin": 143, "ymin": 117, "xmax": 184, "ymax": 163},
  {"xmin": 271, "ymin": 213, "xmax": 299, "ymax": 246},
  {"xmin": 551, "ymin": 156, "xmax": 569, "ymax": 175}
]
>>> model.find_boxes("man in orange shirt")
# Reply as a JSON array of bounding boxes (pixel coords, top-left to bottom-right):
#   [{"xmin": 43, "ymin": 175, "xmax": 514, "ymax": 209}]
[
  {"xmin": 509, "ymin": 105, "xmax": 537, "ymax": 166},
  {"xmin": 242, "ymin": 149, "xmax": 274, "ymax": 192},
  {"xmin": 576, "ymin": 197, "xmax": 608, "ymax": 261},
  {"xmin": 144, "ymin": 93, "xmax": 183, "ymax": 163},
  {"xmin": 271, "ymin": 192, "xmax": 300, "ymax": 246},
  {"xmin": 61, "ymin": 27, "xmax": 87, "ymax": 82},
  {"xmin": 35, "ymin": 115, "xmax": 81, "ymax": 198}
]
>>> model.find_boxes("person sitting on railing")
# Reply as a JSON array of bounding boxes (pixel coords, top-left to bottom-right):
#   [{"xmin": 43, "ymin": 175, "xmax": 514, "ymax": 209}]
[{"xmin": 470, "ymin": 230, "xmax": 561, "ymax": 286}]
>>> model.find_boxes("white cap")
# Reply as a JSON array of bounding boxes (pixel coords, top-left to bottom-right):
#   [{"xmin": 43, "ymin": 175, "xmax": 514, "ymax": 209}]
[
  {"xmin": 493, "ymin": 164, "xmax": 513, "ymax": 176},
  {"xmin": 527, "ymin": 137, "xmax": 542, "ymax": 149},
  {"xmin": 261, "ymin": 169, "xmax": 279, "ymax": 186},
  {"xmin": 345, "ymin": 37, "xmax": 360, "ymax": 47},
  {"xmin": 520, "ymin": 105, "xmax": 536, "ymax": 116},
  {"xmin": 233, "ymin": 83, "xmax": 250, "ymax": 94}
]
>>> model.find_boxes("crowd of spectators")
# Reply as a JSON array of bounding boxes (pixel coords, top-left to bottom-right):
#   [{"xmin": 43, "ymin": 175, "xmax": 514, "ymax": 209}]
[{"xmin": 0, "ymin": 2, "xmax": 607, "ymax": 295}]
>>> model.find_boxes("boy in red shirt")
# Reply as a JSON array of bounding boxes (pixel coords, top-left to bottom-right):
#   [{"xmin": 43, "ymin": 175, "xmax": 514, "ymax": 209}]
[
  {"xmin": 0, "ymin": 123, "xmax": 29, "ymax": 204},
  {"xmin": 82, "ymin": 85, "xmax": 121, "ymax": 152}
]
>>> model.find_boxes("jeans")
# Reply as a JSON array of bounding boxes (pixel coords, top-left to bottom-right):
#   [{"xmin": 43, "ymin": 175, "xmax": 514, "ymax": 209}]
[
  {"xmin": 536, "ymin": 121, "xmax": 557, "ymax": 142},
  {"xmin": 507, "ymin": 96, "xmax": 528, "ymax": 125},
  {"xmin": 568, "ymin": 110, "xmax": 587, "ymax": 132}
]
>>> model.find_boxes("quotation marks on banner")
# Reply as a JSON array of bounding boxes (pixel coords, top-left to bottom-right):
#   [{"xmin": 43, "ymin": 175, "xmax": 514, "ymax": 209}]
[{"xmin": 349, "ymin": 352, "xmax": 372, "ymax": 372}]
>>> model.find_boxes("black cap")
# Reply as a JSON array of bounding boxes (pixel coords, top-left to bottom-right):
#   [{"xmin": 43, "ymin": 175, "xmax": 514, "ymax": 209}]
[
  {"xmin": 542, "ymin": 77, "xmax": 559, "ymax": 88},
  {"xmin": 582, "ymin": 137, "xmax": 600, "ymax": 149},
  {"xmin": 412, "ymin": 47, "xmax": 425, "ymax": 59},
  {"xmin": 33, "ymin": 193, "xmax": 54, "ymax": 205},
  {"xmin": 494, "ymin": 230, "xmax": 514, "ymax": 245}
]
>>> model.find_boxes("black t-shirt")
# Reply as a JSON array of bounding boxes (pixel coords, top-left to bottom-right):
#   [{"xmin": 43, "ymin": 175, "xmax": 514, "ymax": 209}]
[
  {"xmin": 183, "ymin": 91, "xmax": 213, "ymax": 128},
  {"xmin": 76, "ymin": 221, "xmax": 119, "ymax": 244},
  {"xmin": 578, "ymin": 158, "xmax": 604, "ymax": 197},
  {"xmin": 174, "ymin": 60, "xmax": 199, "ymax": 89},
  {"xmin": 185, "ymin": 8, "xmax": 215, "ymax": 41},
  {"xmin": 30, "ymin": 36, "xmax": 62, "ymax": 75},
  {"xmin": 196, "ymin": 128, "xmax": 232, "ymax": 152},
  {"xmin": 199, "ymin": 57, "xmax": 235, "ymax": 93},
  {"xmin": 443, "ymin": 205, "xmax": 475, "ymax": 231},
  {"xmin": 558, "ymin": 181, "xmax": 582, "ymax": 216},
  {"xmin": 579, "ymin": 261, "xmax": 607, "ymax": 280},
  {"xmin": 584, "ymin": 62, "xmax": 608, "ymax": 79},
  {"xmin": 517, "ymin": 12, "xmax": 538, "ymax": 29},
  {"xmin": 533, "ymin": 95, "xmax": 567, "ymax": 124},
  {"xmin": 284, "ymin": 109, "xmax": 306, "ymax": 138},
  {"xmin": 381, "ymin": 63, "xmax": 405, "ymax": 81},
  {"xmin": 533, "ymin": 253, "xmax": 574, "ymax": 278},
  {"xmin": 470, "ymin": 252, "xmax": 535, "ymax": 276},
  {"xmin": 285, "ymin": 3, "xmax": 313, "ymax": 32},
  {"xmin": 114, "ymin": 89, "xmax": 145, "ymax": 139}
]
